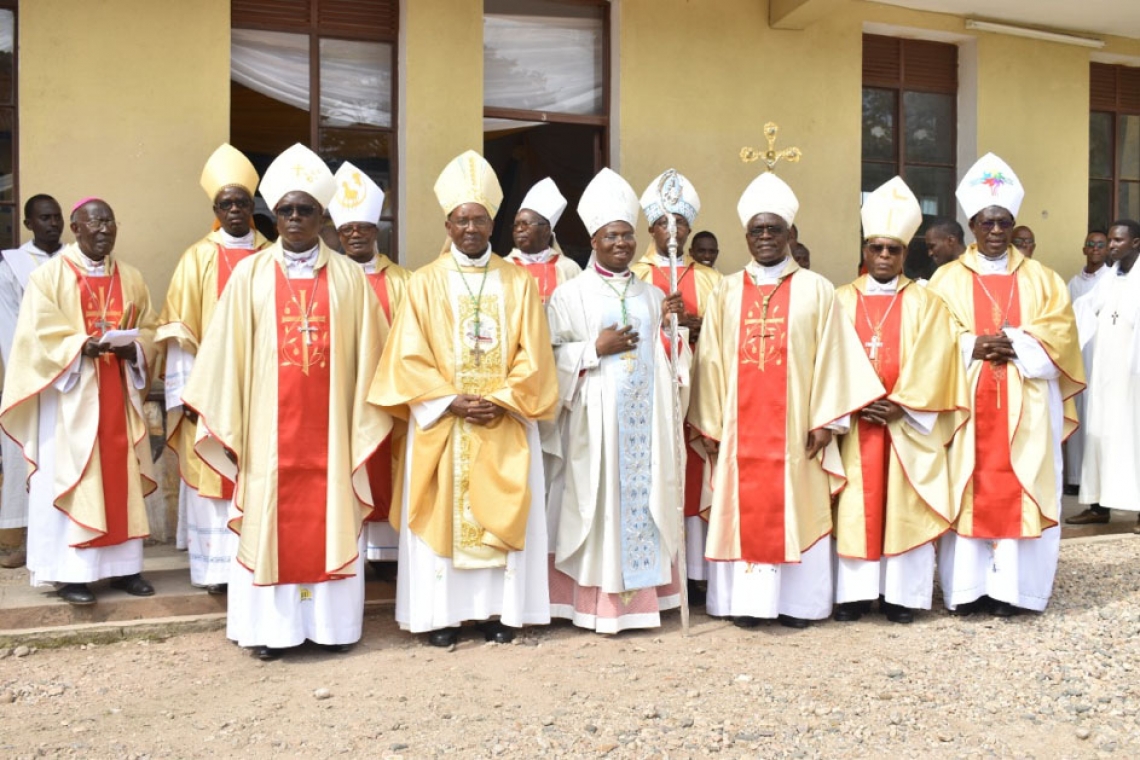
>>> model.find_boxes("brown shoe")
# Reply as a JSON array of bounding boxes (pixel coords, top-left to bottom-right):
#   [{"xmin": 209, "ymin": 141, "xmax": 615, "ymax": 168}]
[
  {"xmin": 0, "ymin": 549, "xmax": 26, "ymax": 569},
  {"xmin": 1066, "ymin": 508, "xmax": 1110, "ymax": 525}
]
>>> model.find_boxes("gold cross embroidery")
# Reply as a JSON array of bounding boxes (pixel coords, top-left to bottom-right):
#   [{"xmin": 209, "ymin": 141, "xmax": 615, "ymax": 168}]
[
  {"xmin": 743, "ymin": 301, "xmax": 785, "ymax": 370},
  {"xmin": 282, "ymin": 288, "xmax": 327, "ymax": 374}
]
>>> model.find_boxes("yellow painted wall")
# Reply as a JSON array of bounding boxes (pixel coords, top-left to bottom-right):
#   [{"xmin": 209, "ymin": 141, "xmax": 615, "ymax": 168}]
[
  {"xmin": 18, "ymin": 0, "xmax": 231, "ymax": 302},
  {"xmin": 400, "ymin": 0, "xmax": 484, "ymax": 270}
]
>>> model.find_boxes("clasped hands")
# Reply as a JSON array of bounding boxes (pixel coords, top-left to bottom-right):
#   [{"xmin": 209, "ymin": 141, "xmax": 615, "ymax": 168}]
[
  {"xmin": 449, "ymin": 394, "xmax": 505, "ymax": 426},
  {"xmin": 972, "ymin": 333, "xmax": 1017, "ymax": 363},
  {"xmin": 82, "ymin": 338, "xmax": 137, "ymax": 362},
  {"xmin": 860, "ymin": 399, "xmax": 904, "ymax": 426}
]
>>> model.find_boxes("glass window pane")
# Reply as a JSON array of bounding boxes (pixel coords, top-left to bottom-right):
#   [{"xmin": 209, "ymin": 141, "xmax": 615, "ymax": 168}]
[
  {"xmin": 903, "ymin": 91, "xmax": 954, "ymax": 164},
  {"xmin": 1120, "ymin": 181, "xmax": 1140, "ymax": 222},
  {"xmin": 320, "ymin": 39, "xmax": 392, "ymax": 129},
  {"xmin": 0, "ymin": 11, "xmax": 13, "ymax": 105},
  {"xmin": 484, "ymin": 14, "xmax": 604, "ymax": 115},
  {"xmin": 0, "ymin": 109, "xmax": 12, "ymax": 202},
  {"xmin": 1089, "ymin": 179, "xmax": 1112, "ymax": 233},
  {"xmin": 861, "ymin": 161, "xmax": 897, "ymax": 198},
  {"xmin": 862, "ymin": 88, "xmax": 896, "ymax": 163},
  {"xmin": 1090, "ymin": 112, "xmax": 1113, "ymax": 180},
  {"xmin": 905, "ymin": 165, "xmax": 956, "ymax": 220},
  {"xmin": 1118, "ymin": 114, "xmax": 1140, "ymax": 182}
]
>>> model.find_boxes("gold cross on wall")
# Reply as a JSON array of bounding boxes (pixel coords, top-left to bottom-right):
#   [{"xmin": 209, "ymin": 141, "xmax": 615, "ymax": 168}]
[{"xmin": 740, "ymin": 122, "xmax": 802, "ymax": 173}]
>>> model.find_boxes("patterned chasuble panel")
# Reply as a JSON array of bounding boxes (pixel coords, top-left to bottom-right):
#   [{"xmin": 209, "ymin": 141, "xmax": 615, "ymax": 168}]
[
  {"xmin": 450, "ymin": 269, "xmax": 510, "ymax": 569},
  {"xmin": 600, "ymin": 287, "xmax": 661, "ymax": 591}
]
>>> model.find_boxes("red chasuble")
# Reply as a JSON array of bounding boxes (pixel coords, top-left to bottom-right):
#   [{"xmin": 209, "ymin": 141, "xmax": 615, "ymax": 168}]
[
  {"xmin": 968, "ymin": 273, "xmax": 1024, "ymax": 538},
  {"xmin": 215, "ymin": 245, "xmax": 257, "ymax": 297},
  {"xmin": 70, "ymin": 262, "xmax": 133, "ymax": 548},
  {"xmin": 649, "ymin": 264, "xmax": 699, "ymax": 320},
  {"xmin": 362, "ymin": 270, "xmax": 393, "ymax": 522},
  {"xmin": 514, "ymin": 257, "xmax": 560, "ymax": 303},
  {"xmin": 851, "ymin": 291, "xmax": 904, "ymax": 560},
  {"xmin": 272, "ymin": 267, "xmax": 337, "ymax": 584},
  {"xmin": 735, "ymin": 276, "xmax": 793, "ymax": 564}
]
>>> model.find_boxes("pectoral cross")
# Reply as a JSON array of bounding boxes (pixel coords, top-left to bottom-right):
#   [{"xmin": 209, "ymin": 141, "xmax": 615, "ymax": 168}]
[
  {"xmin": 84, "ymin": 285, "xmax": 113, "ymax": 334},
  {"xmin": 621, "ymin": 350, "xmax": 638, "ymax": 374},
  {"xmin": 743, "ymin": 300, "xmax": 785, "ymax": 370},
  {"xmin": 282, "ymin": 289, "xmax": 326, "ymax": 373},
  {"xmin": 865, "ymin": 333, "xmax": 883, "ymax": 361},
  {"xmin": 472, "ymin": 340, "xmax": 485, "ymax": 367},
  {"xmin": 1111, "ymin": 311, "xmax": 1119, "ymax": 326}
]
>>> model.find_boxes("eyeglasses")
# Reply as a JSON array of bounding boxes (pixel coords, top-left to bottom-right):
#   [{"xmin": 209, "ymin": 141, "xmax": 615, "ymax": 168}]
[
  {"xmin": 81, "ymin": 218, "xmax": 117, "ymax": 231},
  {"xmin": 747, "ymin": 224, "xmax": 786, "ymax": 238},
  {"xmin": 1012, "ymin": 237, "xmax": 1035, "ymax": 246},
  {"xmin": 449, "ymin": 216, "xmax": 492, "ymax": 229},
  {"xmin": 216, "ymin": 198, "xmax": 253, "ymax": 211},
  {"xmin": 977, "ymin": 219, "xmax": 1015, "ymax": 231},
  {"xmin": 1085, "ymin": 240, "xmax": 1107, "ymax": 249},
  {"xmin": 512, "ymin": 220, "xmax": 549, "ymax": 231},
  {"xmin": 275, "ymin": 204, "xmax": 318, "ymax": 218},
  {"xmin": 601, "ymin": 232, "xmax": 636, "ymax": 244},
  {"xmin": 339, "ymin": 223, "xmax": 378, "ymax": 237},
  {"xmin": 867, "ymin": 243, "xmax": 905, "ymax": 255}
]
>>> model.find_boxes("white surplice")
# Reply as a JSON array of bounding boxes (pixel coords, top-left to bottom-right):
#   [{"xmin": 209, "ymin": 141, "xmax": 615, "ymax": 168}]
[
  {"xmin": 545, "ymin": 266, "xmax": 689, "ymax": 632},
  {"xmin": 1076, "ymin": 265, "xmax": 1140, "ymax": 511},
  {"xmin": 394, "ymin": 247, "xmax": 551, "ymax": 633},
  {"xmin": 0, "ymin": 241, "xmax": 58, "ymax": 529},
  {"xmin": 1064, "ymin": 265, "xmax": 1112, "ymax": 486},
  {"xmin": 939, "ymin": 253, "xmax": 1065, "ymax": 612}
]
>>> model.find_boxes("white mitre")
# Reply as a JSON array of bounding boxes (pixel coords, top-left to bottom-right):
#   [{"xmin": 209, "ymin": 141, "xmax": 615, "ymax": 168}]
[
  {"xmin": 200, "ymin": 143, "xmax": 260, "ymax": 203},
  {"xmin": 434, "ymin": 149, "xmax": 503, "ymax": 218},
  {"xmin": 640, "ymin": 169, "xmax": 701, "ymax": 225},
  {"xmin": 956, "ymin": 152, "xmax": 1025, "ymax": 219},
  {"xmin": 578, "ymin": 168, "xmax": 640, "ymax": 237},
  {"xmin": 861, "ymin": 176, "xmax": 922, "ymax": 244},
  {"xmin": 519, "ymin": 177, "xmax": 567, "ymax": 227},
  {"xmin": 258, "ymin": 143, "xmax": 336, "ymax": 209},
  {"xmin": 328, "ymin": 161, "xmax": 385, "ymax": 229},
  {"xmin": 737, "ymin": 172, "xmax": 799, "ymax": 228}
]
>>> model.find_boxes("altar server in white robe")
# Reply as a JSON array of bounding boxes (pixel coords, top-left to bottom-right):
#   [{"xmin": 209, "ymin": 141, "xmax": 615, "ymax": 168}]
[{"xmin": 546, "ymin": 168, "xmax": 690, "ymax": 633}]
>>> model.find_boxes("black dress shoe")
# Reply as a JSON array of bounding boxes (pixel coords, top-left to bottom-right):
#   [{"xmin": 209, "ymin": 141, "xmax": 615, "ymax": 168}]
[
  {"xmin": 206, "ymin": 584, "xmax": 227, "ymax": 595},
  {"xmin": 834, "ymin": 601, "xmax": 869, "ymax": 622},
  {"xmin": 254, "ymin": 646, "xmax": 282, "ymax": 661},
  {"xmin": 989, "ymin": 599, "xmax": 1019, "ymax": 618},
  {"xmin": 479, "ymin": 621, "xmax": 516, "ymax": 644},
  {"xmin": 1062, "ymin": 484, "xmax": 1080, "ymax": 496},
  {"xmin": 686, "ymin": 579, "xmax": 707, "ymax": 607},
  {"xmin": 319, "ymin": 643, "xmax": 350, "ymax": 654},
  {"xmin": 109, "ymin": 574, "xmax": 155, "ymax": 597},
  {"xmin": 881, "ymin": 602, "xmax": 915, "ymax": 624},
  {"xmin": 777, "ymin": 614, "xmax": 811, "ymax": 629},
  {"xmin": 58, "ymin": 583, "xmax": 96, "ymax": 606},
  {"xmin": 951, "ymin": 596, "xmax": 990, "ymax": 616},
  {"xmin": 733, "ymin": 616, "xmax": 763, "ymax": 629},
  {"xmin": 428, "ymin": 627, "xmax": 460, "ymax": 648}
]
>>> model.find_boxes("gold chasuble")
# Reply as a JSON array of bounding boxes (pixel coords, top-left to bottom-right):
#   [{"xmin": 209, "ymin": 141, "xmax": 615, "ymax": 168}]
[
  {"xmin": 928, "ymin": 246, "xmax": 1084, "ymax": 539},
  {"xmin": 689, "ymin": 263, "xmax": 884, "ymax": 564},
  {"xmin": 369, "ymin": 253, "xmax": 557, "ymax": 568},
  {"xmin": 181, "ymin": 243, "xmax": 391, "ymax": 586},
  {"xmin": 157, "ymin": 229, "xmax": 270, "ymax": 499},
  {"xmin": 0, "ymin": 245, "xmax": 157, "ymax": 545},
  {"xmin": 833, "ymin": 275, "xmax": 969, "ymax": 559}
]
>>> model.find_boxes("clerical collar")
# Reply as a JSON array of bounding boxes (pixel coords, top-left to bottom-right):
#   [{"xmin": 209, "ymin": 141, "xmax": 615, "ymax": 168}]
[
  {"xmin": 451, "ymin": 244, "xmax": 492, "ymax": 268},
  {"xmin": 517, "ymin": 248, "xmax": 555, "ymax": 265},
  {"xmin": 220, "ymin": 229, "xmax": 256, "ymax": 249},
  {"xmin": 79, "ymin": 252, "xmax": 109, "ymax": 275},
  {"xmin": 865, "ymin": 275, "xmax": 899, "ymax": 294},
  {"xmin": 593, "ymin": 261, "xmax": 631, "ymax": 279},
  {"xmin": 654, "ymin": 253, "xmax": 683, "ymax": 268},
  {"xmin": 977, "ymin": 251, "xmax": 1009, "ymax": 274},
  {"xmin": 282, "ymin": 245, "xmax": 319, "ymax": 264},
  {"xmin": 746, "ymin": 256, "xmax": 790, "ymax": 281}
]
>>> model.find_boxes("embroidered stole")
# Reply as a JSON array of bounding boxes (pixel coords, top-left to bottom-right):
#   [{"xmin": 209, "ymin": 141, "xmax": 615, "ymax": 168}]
[
  {"xmin": 273, "ymin": 266, "xmax": 335, "ymax": 583},
  {"xmin": 967, "ymin": 272, "xmax": 1025, "ymax": 538},
  {"xmin": 852, "ymin": 291, "xmax": 903, "ymax": 560},
  {"xmin": 363, "ymin": 269, "xmax": 393, "ymax": 522},
  {"xmin": 735, "ymin": 276, "xmax": 792, "ymax": 564}
]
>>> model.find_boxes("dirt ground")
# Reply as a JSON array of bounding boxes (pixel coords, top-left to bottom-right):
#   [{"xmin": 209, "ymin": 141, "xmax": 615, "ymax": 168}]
[{"xmin": 2, "ymin": 536, "xmax": 1139, "ymax": 759}]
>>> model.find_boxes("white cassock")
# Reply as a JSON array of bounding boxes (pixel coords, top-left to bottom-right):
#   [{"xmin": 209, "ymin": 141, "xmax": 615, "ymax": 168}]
[
  {"xmin": 164, "ymin": 230, "xmax": 252, "ymax": 584},
  {"xmin": 395, "ymin": 251, "xmax": 550, "ymax": 634},
  {"xmin": 223, "ymin": 246, "xmax": 366, "ymax": 648},
  {"xmin": 1076, "ymin": 266, "xmax": 1140, "ymax": 512},
  {"xmin": 0, "ymin": 242, "xmax": 56, "ymax": 529},
  {"xmin": 939, "ymin": 253, "xmax": 1064, "ymax": 612},
  {"xmin": 545, "ymin": 267, "xmax": 688, "ymax": 633},
  {"xmin": 1064, "ymin": 265, "xmax": 1112, "ymax": 487},
  {"xmin": 26, "ymin": 256, "xmax": 149, "ymax": 586}
]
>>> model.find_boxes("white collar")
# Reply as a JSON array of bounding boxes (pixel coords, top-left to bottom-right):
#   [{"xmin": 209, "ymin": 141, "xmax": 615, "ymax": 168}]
[
  {"xmin": 451, "ymin": 244, "xmax": 492, "ymax": 268},
  {"xmin": 746, "ymin": 256, "xmax": 790, "ymax": 281},
  {"xmin": 977, "ymin": 251, "xmax": 1009, "ymax": 274},
  {"xmin": 865, "ymin": 275, "xmax": 899, "ymax": 294},
  {"xmin": 517, "ymin": 248, "xmax": 555, "ymax": 265},
  {"xmin": 219, "ymin": 229, "xmax": 256, "ymax": 249},
  {"xmin": 80, "ymin": 252, "xmax": 108, "ymax": 274},
  {"xmin": 592, "ymin": 260, "xmax": 632, "ymax": 280},
  {"xmin": 282, "ymin": 244, "xmax": 319, "ymax": 263},
  {"xmin": 22, "ymin": 240, "xmax": 59, "ymax": 258},
  {"xmin": 654, "ymin": 252, "xmax": 683, "ymax": 268}
]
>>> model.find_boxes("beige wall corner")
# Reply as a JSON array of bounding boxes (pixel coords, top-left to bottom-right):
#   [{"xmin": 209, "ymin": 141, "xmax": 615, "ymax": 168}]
[
  {"xmin": 18, "ymin": 0, "xmax": 231, "ymax": 303},
  {"xmin": 400, "ymin": 0, "xmax": 484, "ymax": 271},
  {"xmin": 770, "ymin": 0, "xmax": 848, "ymax": 31}
]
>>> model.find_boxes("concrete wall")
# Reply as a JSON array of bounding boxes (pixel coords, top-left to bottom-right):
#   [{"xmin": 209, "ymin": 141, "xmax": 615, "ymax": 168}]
[{"xmin": 18, "ymin": 0, "xmax": 231, "ymax": 301}]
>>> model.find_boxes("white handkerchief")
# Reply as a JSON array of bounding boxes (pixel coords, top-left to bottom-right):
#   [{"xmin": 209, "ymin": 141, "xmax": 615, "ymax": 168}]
[{"xmin": 99, "ymin": 328, "xmax": 139, "ymax": 348}]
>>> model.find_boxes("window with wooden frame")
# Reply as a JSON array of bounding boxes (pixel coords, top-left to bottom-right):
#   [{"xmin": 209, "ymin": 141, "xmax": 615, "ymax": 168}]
[
  {"xmin": 862, "ymin": 34, "xmax": 958, "ymax": 278},
  {"xmin": 230, "ymin": 0, "xmax": 399, "ymax": 258},
  {"xmin": 1089, "ymin": 63, "xmax": 1140, "ymax": 233},
  {"xmin": 0, "ymin": 2, "xmax": 16, "ymax": 248},
  {"xmin": 483, "ymin": 0, "xmax": 609, "ymax": 265}
]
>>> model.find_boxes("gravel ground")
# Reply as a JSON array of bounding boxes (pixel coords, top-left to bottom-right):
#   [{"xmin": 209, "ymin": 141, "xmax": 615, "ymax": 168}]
[{"xmin": 1, "ymin": 536, "xmax": 1138, "ymax": 759}]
